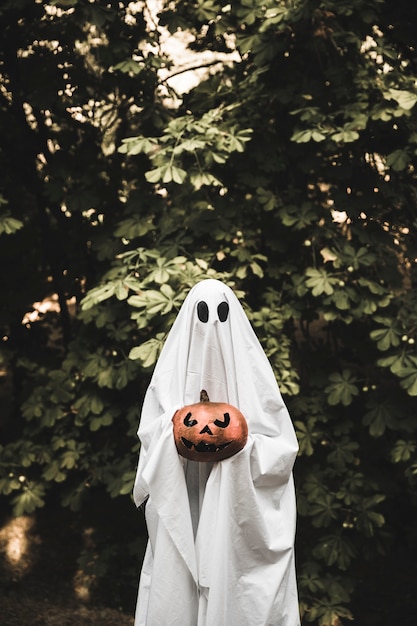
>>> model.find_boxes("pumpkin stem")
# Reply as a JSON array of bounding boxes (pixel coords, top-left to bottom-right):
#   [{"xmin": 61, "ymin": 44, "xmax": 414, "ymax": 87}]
[{"xmin": 200, "ymin": 389, "xmax": 210, "ymax": 403}]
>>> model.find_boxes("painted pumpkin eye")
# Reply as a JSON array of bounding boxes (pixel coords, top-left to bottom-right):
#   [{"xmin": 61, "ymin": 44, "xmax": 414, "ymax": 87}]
[
  {"xmin": 183, "ymin": 412, "xmax": 198, "ymax": 427},
  {"xmin": 214, "ymin": 412, "xmax": 230, "ymax": 428},
  {"xmin": 217, "ymin": 301, "xmax": 229, "ymax": 322},
  {"xmin": 197, "ymin": 301, "xmax": 209, "ymax": 323}
]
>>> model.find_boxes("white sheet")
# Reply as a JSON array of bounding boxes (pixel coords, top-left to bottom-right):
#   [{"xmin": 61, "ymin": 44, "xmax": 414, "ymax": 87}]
[{"xmin": 133, "ymin": 279, "xmax": 300, "ymax": 625}]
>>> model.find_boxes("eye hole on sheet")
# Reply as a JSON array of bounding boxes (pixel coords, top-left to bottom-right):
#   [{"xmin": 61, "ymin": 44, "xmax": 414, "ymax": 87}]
[
  {"xmin": 217, "ymin": 301, "xmax": 229, "ymax": 322},
  {"xmin": 197, "ymin": 301, "xmax": 209, "ymax": 323}
]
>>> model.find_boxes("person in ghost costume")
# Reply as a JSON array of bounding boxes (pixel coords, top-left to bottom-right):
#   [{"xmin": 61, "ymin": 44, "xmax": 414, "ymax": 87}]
[{"xmin": 133, "ymin": 279, "xmax": 300, "ymax": 626}]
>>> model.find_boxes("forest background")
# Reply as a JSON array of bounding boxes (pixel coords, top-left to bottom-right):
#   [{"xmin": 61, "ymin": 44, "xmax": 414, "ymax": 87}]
[{"xmin": 1, "ymin": 1, "xmax": 417, "ymax": 625}]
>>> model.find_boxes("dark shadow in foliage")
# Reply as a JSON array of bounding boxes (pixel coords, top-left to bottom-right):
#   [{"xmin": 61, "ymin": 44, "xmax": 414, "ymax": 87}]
[{"xmin": 0, "ymin": 491, "xmax": 148, "ymax": 622}]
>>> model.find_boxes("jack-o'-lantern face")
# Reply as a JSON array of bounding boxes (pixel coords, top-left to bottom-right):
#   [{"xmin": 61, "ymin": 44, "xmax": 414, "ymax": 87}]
[{"xmin": 172, "ymin": 390, "xmax": 248, "ymax": 462}]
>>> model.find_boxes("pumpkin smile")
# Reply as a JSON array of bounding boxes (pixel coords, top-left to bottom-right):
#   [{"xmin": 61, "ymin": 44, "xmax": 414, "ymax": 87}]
[{"xmin": 180, "ymin": 437, "xmax": 232, "ymax": 453}]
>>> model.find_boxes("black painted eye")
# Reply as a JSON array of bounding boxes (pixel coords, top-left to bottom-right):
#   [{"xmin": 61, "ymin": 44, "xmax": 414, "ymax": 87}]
[
  {"xmin": 184, "ymin": 412, "xmax": 198, "ymax": 427},
  {"xmin": 217, "ymin": 301, "xmax": 229, "ymax": 322},
  {"xmin": 214, "ymin": 412, "xmax": 230, "ymax": 428},
  {"xmin": 197, "ymin": 301, "xmax": 209, "ymax": 323}
]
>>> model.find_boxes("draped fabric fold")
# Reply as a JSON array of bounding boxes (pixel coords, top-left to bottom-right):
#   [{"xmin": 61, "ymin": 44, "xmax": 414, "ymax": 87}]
[{"xmin": 133, "ymin": 279, "xmax": 300, "ymax": 626}]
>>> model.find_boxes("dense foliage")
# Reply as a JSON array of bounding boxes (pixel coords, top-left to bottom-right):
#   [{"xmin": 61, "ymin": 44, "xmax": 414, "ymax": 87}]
[{"xmin": 1, "ymin": 1, "xmax": 417, "ymax": 623}]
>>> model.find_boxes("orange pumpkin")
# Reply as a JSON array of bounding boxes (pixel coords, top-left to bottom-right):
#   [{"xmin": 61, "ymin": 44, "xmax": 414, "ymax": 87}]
[{"xmin": 172, "ymin": 390, "xmax": 248, "ymax": 462}]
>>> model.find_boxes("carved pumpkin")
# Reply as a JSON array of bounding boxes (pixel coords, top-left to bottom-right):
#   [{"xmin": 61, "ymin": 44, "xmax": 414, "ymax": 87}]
[{"xmin": 172, "ymin": 390, "xmax": 248, "ymax": 462}]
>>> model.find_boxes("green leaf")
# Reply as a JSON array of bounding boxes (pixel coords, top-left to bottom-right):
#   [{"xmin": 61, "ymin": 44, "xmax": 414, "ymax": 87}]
[
  {"xmin": 237, "ymin": 34, "xmax": 260, "ymax": 55},
  {"xmin": 305, "ymin": 268, "xmax": 338, "ymax": 296},
  {"xmin": 325, "ymin": 370, "xmax": 359, "ymax": 406},
  {"xmin": 295, "ymin": 419, "xmax": 318, "ymax": 456},
  {"xmin": 106, "ymin": 468, "xmax": 136, "ymax": 498},
  {"xmin": 385, "ymin": 88, "xmax": 417, "ymax": 110},
  {"xmin": 309, "ymin": 493, "xmax": 342, "ymax": 527},
  {"xmin": 331, "ymin": 289, "xmax": 352, "ymax": 310},
  {"xmin": 129, "ymin": 333, "xmax": 166, "ymax": 368},
  {"xmin": 114, "ymin": 217, "xmax": 155, "ymax": 239},
  {"xmin": 114, "ymin": 279, "xmax": 129, "ymax": 300},
  {"xmin": 388, "ymin": 353, "xmax": 417, "ymax": 377},
  {"xmin": 331, "ymin": 129, "xmax": 360, "ymax": 143},
  {"xmin": 172, "ymin": 166, "xmax": 188, "ymax": 184},
  {"xmin": 370, "ymin": 325, "xmax": 401, "ymax": 350},
  {"xmin": 81, "ymin": 283, "xmax": 116, "ymax": 310},
  {"xmin": 161, "ymin": 165, "xmax": 187, "ymax": 184},
  {"xmin": 0, "ymin": 213, "xmax": 24, "ymax": 235},
  {"xmin": 43, "ymin": 461, "xmax": 66, "ymax": 482},
  {"xmin": 112, "ymin": 59, "xmax": 144, "ymax": 76},
  {"xmin": 128, "ymin": 284, "xmax": 182, "ymax": 316},
  {"xmin": 118, "ymin": 136, "xmax": 158, "ymax": 155},
  {"xmin": 90, "ymin": 412, "xmax": 114, "ymax": 431},
  {"xmin": 50, "ymin": 0, "xmax": 78, "ymax": 6},
  {"xmin": 313, "ymin": 533, "xmax": 357, "ymax": 570},
  {"xmin": 279, "ymin": 202, "xmax": 317, "ymax": 229},
  {"xmin": 12, "ymin": 483, "xmax": 46, "ymax": 516},
  {"xmin": 190, "ymin": 172, "xmax": 222, "ymax": 189},
  {"xmin": 291, "ymin": 128, "xmax": 326, "ymax": 143},
  {"xmin": 400, "ymin": 369, "xmax": 417, "ymax": 396},
  {"xmin": 145, "ymin": 167, "xmax": 163, "ymax": 183},
  {"xmin": 308, "ymin": 599, "xmax": 353, "ymax": 625},
  {"xmin": 386, "ymin": 149, "xmax": 410, "ymax": 171},
  {"xmin": 339, "ymin": 245, "xmax": 376, "ymax": 269},
  {"xmin": 0, "ymin": 476, "xmax": 22, "ymax": 496},
  {"xmin": 327, "ymin": 437, "xmax": 359, "ymax": 467},
  {"xmin": 363, "ymin": 402, "xmax": 395, "ymax": 437},
  {"xmin": 391, "ymin": 439, "xmax": 416, "ymax": 463},
  {"xmin": 263, "ymin": 6, "xmax": 287, "ymax": 23},
  {"xmin": 356, "ymin": 495, "xmax": 386, "ymax": 536},
  {"xmin": 298, "ymin": 563, "xmax": 324, "ymax": 594}
]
